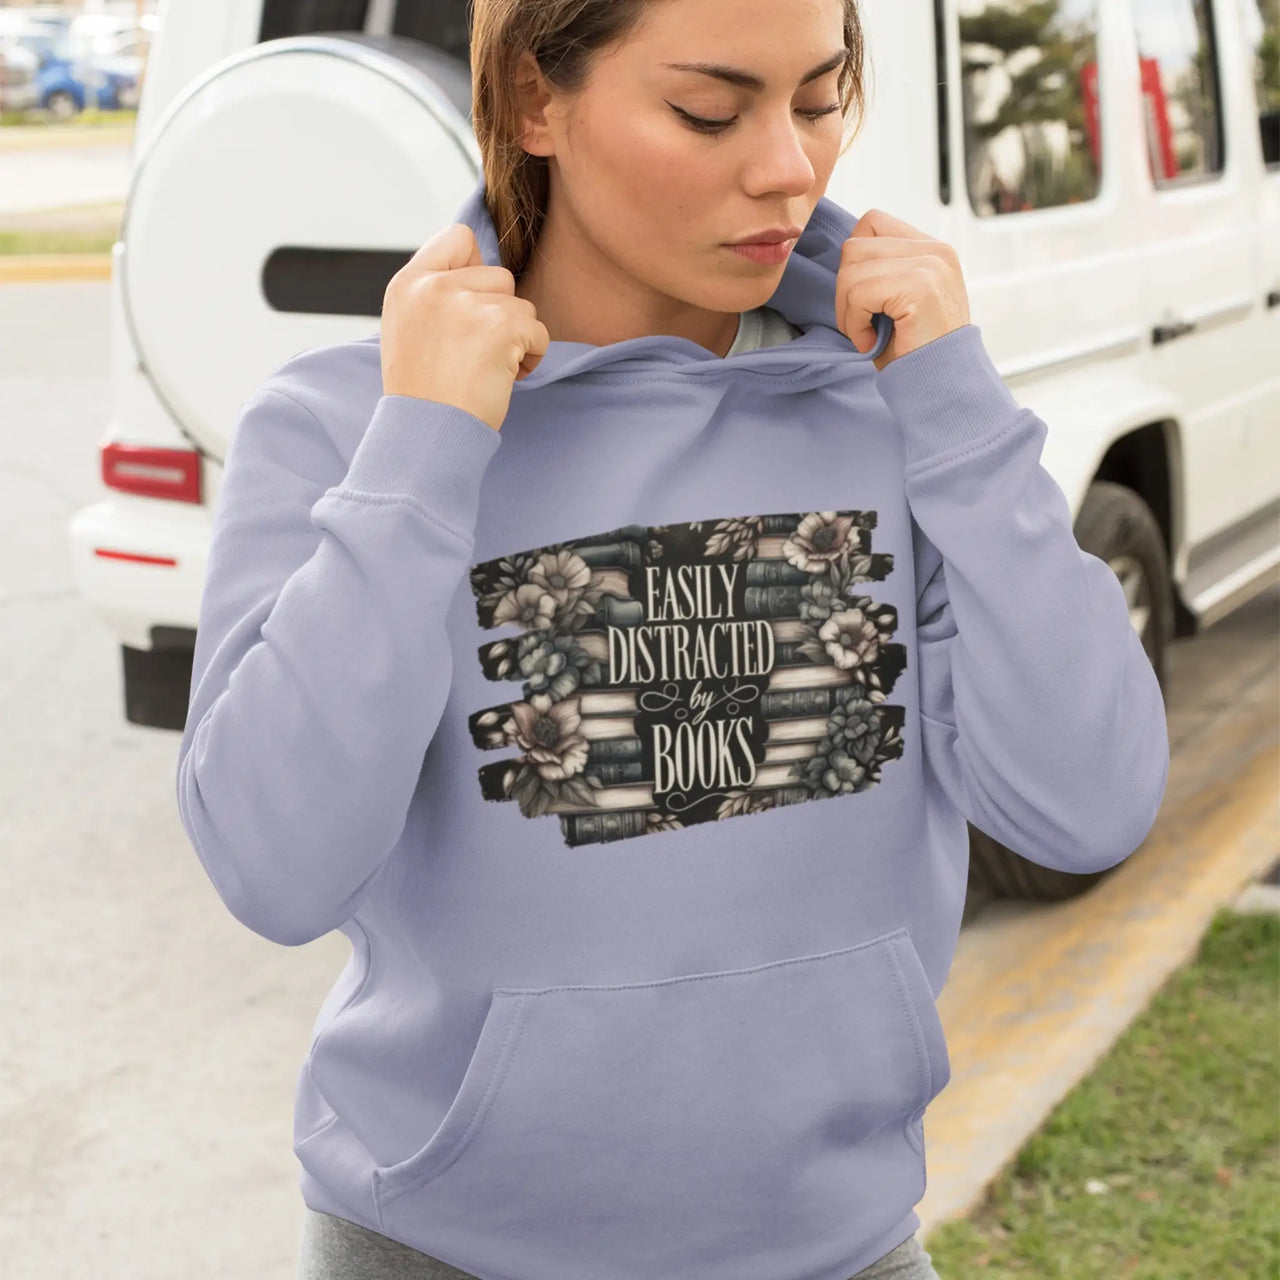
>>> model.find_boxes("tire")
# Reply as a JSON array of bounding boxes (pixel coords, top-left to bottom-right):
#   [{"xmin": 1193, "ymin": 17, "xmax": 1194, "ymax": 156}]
[
  {"xmin": 966, "ymin": 481, "xmax": 1173, "ymax": 903},
  {"xmin": 121, "ymin": 642, "xmax": 194, "ymax": 731},
  {"xmin": 45, "ymin": 90, "xmax": 79, "ymax": 118}
]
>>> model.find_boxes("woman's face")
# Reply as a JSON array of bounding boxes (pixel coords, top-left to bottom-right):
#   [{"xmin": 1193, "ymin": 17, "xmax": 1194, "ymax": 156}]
[{"xmin": 518, "ymin": 0, "xmax": 849, "ymax": 320}]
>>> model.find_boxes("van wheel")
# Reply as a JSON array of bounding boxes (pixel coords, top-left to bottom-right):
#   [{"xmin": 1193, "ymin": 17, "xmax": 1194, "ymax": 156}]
[
  {"xmin": 121, "ymin": 642, "xmax": 194, "ymax": 731},
  {"xmin": 966, "ymin": 481, "xmax": 1173, "ymax": 903}
]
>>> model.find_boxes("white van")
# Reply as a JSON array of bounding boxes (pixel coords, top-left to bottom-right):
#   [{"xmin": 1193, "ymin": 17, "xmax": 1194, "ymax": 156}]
[{"xmin": 67, "ymin": 0, "xmax": 1280, "ymax": 903}]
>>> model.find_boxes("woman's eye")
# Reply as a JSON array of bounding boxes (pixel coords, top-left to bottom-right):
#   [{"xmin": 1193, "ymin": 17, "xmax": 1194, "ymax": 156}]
[
  {"xmin": 672, "ymin": 106, "xmax": 736, "ymax": 134},
  {"xmin": 668, "ymin": 103, "xmax": 841, "ymax": 135}
]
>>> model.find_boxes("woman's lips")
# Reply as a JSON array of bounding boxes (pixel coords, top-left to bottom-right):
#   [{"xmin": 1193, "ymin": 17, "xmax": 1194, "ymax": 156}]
[{"xmin": 725, "ymin": 238, "xmax": 797, "ymax": 265}]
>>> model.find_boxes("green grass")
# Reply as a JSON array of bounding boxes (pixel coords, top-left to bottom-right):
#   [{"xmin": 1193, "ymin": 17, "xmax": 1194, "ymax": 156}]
[
  {"xmin": 0, "ymin": 228, "xmax": 118, "ymax": 255},
  {"xmin": 0, "ymin": 108, "xmax": 137, "ymax": 128},
  {"xmin": 926, "ymin": 907, "xmax": 1280, "ymax": 1279},
  {"xmin": 0, "ymin": 198, "xmax": 123, "ymax": 256}
]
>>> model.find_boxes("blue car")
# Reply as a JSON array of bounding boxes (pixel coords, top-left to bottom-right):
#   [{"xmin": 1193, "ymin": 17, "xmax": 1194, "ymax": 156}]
[{"xmin": 13, "ymin": 23, "xmax": 140, "ymax": 116}]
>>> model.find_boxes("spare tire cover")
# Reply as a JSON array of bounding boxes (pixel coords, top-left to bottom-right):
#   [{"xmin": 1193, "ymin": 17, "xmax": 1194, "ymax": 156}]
[{"xmin": 120, "ymin": 33, "xmax": 479, "ymax": 458}]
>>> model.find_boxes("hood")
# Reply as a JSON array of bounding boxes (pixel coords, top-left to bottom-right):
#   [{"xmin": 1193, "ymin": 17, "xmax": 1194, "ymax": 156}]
[{"xmin": 450, "ymin": 174, "xmax": 894, "ymax": 395}]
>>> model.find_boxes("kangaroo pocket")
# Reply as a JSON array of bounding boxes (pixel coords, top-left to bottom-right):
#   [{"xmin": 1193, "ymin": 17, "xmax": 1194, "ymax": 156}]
[{"xmin": 372, "ymin": 926, "xmax": 951, "ymax": 1280}]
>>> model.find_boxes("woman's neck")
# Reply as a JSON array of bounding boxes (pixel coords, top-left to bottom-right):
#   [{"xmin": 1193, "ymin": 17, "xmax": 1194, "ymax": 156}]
[{"xmin": 513, "ymin": 215, "xmax": 742, "ymax": 357}]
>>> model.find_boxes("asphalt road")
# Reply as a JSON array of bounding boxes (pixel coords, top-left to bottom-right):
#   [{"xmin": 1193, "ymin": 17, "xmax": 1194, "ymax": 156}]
[
  {"xmin": 1, "ymin": 279, "xmax": 348, "ymax": 1278},
  {"xmin": 1, "ymin": 278, "xmax": 1275, "ymax": 1278}
]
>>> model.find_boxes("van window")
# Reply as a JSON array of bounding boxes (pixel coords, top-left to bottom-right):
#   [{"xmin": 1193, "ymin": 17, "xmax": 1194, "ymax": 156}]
[
  {"xmin": 389, "ymin": 0, "xmax": 471, "ymax": 66},
  {"xmin": 1131, "ymin": 0, "xmax": 1225, "ymax": 184},
  {"xmin": 958, "ymin": 0, "xmax": 1102, "ymax": 216},
  {"xmin": 259, "ymin": 0, "xmax": 370, "ymax": 42},
  {"xmin": 1240, "ymin": 0, "xmax": 1280, "ymax": 168}
]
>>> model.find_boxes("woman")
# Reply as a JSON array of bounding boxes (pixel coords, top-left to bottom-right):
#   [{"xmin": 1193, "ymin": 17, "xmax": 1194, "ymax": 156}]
[{"xmin": 175, "ymin": 0, "xmax": 1170, "ymax": 1277}]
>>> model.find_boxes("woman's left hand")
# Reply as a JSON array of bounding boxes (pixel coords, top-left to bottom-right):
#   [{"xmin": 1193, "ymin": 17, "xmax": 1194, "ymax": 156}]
[{"xmin": 836, "ymin": 208, "xmax": 972, "ymax": 372}]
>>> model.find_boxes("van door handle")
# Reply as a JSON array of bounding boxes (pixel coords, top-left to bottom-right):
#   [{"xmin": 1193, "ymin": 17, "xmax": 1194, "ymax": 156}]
[
  {"xmin": 1266, "ymin": 289, "xmax": 1280, "ymax": 309},
  {"xmin": 1151, "ymin": 318, "xmax": 1197, "ymax": 345}
]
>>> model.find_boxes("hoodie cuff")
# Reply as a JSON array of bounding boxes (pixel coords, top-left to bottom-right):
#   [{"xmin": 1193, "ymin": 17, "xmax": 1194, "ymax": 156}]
[
  {"xmin": 874, "ymin": 324, "xmax": 1026, "ymax": 471},
  {"xmin": 337, "ymin": 394, "xmax": 502, "ymax": 533}
]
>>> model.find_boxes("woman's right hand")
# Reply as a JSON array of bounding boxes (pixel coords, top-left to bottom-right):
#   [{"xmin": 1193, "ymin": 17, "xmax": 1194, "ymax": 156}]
[{"xmin": 381, "ymin": 222, "xmax": 551, "ymax": 432}]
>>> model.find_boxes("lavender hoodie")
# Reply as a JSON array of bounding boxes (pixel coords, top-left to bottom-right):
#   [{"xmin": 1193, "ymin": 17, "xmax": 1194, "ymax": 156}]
[{"xmin": 176, "ymin": 174, "xmax": 1168, "ymax": 1280}]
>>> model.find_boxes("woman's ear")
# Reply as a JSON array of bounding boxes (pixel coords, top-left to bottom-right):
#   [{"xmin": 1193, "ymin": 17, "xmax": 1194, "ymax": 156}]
[{"xmin": 514, "ymin": 50, "xmax": 557, "ymax": 158}]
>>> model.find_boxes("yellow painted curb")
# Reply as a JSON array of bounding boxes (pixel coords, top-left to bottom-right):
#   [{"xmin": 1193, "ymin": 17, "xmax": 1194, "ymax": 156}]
[
  {"xmin": 0, "ymin": 125, "xmax": 135, "ymax": 152},
  {"xmin": 918, "ymin": 740, "xmax": 1279, "ymax": 1239},
  {"xmin": 0, "ymin": 254, "xmax": 113, "ymax": 283}
]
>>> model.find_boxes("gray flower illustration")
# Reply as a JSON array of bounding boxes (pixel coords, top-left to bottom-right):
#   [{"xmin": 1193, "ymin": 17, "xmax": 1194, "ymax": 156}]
[
  {"xmin": 517, "ymin": 630, "xmax": 604, "ymax": 702},
  {"xmin": 493, "ymin": 582, "xmax": 558, "ymax": 630},
  {"xmin": 782, "ymin": 511, "xmax": 861, "ymax": 575},
  {"xmin": 528, "ymin": 549, "xmax": 593, "ymax": 609},
  {"xmin": 505, "ymin": 692, "xmax": 590, "ymax": 781},
  {"xmin": 818, "ymin": 605, "xmax": 882, "ymax": 672},
  {"xmin": 798, "ymin": 574, "xmax": 842, "ymax": 625},
  {"xmin": 792, "ymin": 686, "xmax": 887, "ymax": 798}
]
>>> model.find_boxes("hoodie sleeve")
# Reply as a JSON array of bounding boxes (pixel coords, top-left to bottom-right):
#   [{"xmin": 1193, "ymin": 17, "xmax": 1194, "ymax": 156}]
[
  {"xmin": 175, "ymin": 373, "xmax": 501, "ymax": 946},
  {"xmin": 875, "ymin": 323, "xmax": 1169, "ymax": 875}
]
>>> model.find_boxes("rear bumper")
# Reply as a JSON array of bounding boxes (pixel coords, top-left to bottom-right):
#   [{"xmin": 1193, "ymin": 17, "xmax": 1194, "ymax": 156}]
[{"xmin": 67, "ymin": 495, "xmax": 210, "ymax": 650}]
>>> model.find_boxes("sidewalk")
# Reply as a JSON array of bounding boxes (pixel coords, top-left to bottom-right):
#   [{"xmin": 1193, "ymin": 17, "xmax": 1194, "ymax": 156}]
[
  {"xmin": 0, "ymin": 121, "xmax": 131, "ymax": 281},
  {"xmin": 0, "ymin": 121, "xmax": 135, "ymax": 151},
  {"xmin": 0, "ymin": 136, "xmax": 131, "ymax": 217},
  {"xmin": 919, "ymin": 731, "xmax": 1279, "ymax": 1241}
]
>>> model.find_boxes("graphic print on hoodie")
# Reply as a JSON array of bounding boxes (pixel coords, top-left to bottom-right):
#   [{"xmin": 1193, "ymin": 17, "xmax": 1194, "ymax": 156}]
[{"xmin": 468, "ymin": 510, "xmax": 906, "ymax": 846}]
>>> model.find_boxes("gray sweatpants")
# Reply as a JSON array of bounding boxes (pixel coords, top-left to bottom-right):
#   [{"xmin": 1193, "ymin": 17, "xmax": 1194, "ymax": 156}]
[{"xmin": 296, "ymin": 1208, "xmax": 942, "ymax": 1280}]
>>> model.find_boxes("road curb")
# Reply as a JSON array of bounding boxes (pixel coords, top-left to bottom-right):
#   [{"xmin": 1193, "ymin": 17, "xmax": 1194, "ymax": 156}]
[
  {"xmin": 0, "ymin": 254, "xmax": 113, "ymax": 283},
  {"xmin": 0, "ymin": 125, "xmax": 135, "ymax": 152},
  {"xmin": 918, "ymin": 740, "xmax": 1280, "ymax": 1243},
  {"xmin": 0, "ymin": 124, "xmax": 135, "ymax": 152}
]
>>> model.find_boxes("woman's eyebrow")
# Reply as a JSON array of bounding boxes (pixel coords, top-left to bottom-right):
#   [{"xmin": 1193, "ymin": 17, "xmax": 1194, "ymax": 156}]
[{"xmin": 661, "ymin": 49, "xmax": 848, "ymax": 92}]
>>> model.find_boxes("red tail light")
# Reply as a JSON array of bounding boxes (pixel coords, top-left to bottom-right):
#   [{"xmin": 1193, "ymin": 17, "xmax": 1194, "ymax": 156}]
[{"xmin": 102, "ymin": 443, "xmax": 202, "ymax": 504}]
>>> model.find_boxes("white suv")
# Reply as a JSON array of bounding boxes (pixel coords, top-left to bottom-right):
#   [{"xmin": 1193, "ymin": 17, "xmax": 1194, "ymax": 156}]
[{"xmin": 68, "ymin": 0, "xmax": 1280, "ymax": 903}]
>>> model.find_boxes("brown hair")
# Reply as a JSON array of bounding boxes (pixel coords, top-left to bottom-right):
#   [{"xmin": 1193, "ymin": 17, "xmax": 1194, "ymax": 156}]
[{"xmin": 469, "ymin": 0, "xmax": 869, "ymax": 278}]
